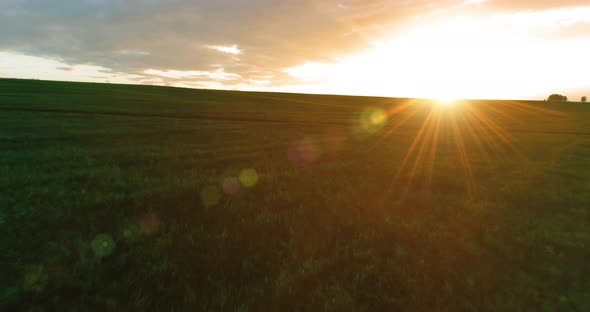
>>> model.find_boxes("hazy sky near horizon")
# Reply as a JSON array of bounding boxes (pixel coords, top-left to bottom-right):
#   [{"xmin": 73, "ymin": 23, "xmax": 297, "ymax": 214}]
[{"xmin": 1, "ymin": 0, "xmax": 589, "ymax": 100}]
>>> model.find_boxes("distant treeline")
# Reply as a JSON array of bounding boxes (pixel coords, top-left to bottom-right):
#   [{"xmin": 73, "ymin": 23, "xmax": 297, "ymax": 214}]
[{"xmin": 546, "ymin": 94, "xmax": 587, "ymax": 103}]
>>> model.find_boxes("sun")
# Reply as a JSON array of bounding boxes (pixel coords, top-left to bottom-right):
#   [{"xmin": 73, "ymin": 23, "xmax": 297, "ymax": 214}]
[
  {"xmin": 431, "ymin": 92, "xmax": 458, "ymax": 105},
  {"xmin": 436, "ymin": 96, "xmax": 457, "ymax": 105}
]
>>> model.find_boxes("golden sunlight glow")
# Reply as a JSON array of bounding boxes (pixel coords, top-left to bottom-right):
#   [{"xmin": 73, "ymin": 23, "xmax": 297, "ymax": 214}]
[
  {"xmin": 378, "ymin": 100, "xmax": 518, "ymax": 201},
  {"xmin": 283, "ymin": 10, "xmax": 590, "ymax": 100},
  {"xmin": 435, "ymin": 96, "xmax": 457, "ymax": 105}
]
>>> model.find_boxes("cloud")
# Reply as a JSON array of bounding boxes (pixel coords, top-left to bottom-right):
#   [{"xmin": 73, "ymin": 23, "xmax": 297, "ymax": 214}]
[
  {"xmin": 144, "ymin": 68, "xmax": 240, "ymax": 80},
  {"xmin": 0, "ymin": 0, "xmax": 588, "ymax": 96},
  {"xmin": 464, "ymin": 0, "xmax": 487, "ymax": 4},
  {"xmin": 0, "ymin": 51, "xmax": 145, "ymax": 83},
  {"xmin": 0, "ymin": 0, "xmax": 448, "ymax": 87},
  {"xmin": 116, "ymin": 50, "xmax": 151, "ymax": 56},
  {"xmin": 206, "ymin": 45, "xmax": 242, "ymax": 55}
]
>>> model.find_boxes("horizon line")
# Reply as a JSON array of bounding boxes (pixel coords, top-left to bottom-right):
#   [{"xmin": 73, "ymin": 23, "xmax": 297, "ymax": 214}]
[{"xmin": 0, "ymin": 76, "xmax": 573, "ymax": 103}]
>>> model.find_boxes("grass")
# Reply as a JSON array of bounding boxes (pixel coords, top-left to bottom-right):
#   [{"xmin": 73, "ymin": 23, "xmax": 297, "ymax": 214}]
[{"xmin": 1, "ymin": 78, "xmax": 589, "ymax": 310}]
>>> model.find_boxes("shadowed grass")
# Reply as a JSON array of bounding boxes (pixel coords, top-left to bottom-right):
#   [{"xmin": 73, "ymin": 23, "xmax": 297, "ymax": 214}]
[{"xmin": 1, "ymin": 79, "xmax": 589, "ymax": 310}]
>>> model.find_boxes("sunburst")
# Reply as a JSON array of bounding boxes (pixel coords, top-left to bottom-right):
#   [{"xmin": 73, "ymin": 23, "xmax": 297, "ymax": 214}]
[{"xmin": 375, "ymin": 99, "xmax": 561, "ymax": 203}]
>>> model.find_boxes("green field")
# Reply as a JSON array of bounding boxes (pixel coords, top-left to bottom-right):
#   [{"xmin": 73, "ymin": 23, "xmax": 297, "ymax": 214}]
[{"xmin": 1, "ymin": 79, "xmax": 589, "ymax": 310}]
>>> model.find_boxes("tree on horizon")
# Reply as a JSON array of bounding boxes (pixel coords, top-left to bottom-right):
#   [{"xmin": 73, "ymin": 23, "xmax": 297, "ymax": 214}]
[{"xmin": 547, "ymin": 94, "xmax": 568, "ymax": 102}]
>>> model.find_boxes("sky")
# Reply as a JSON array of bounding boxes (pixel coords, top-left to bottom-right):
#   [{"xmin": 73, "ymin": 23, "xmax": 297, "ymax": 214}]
[{"xmin": 1, "ymin": 0, "xmax": 589, "ymax": 100}]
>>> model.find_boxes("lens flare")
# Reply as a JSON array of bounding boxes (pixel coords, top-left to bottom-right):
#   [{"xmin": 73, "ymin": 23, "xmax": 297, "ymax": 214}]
[
  {"xmin": 122, "ymin": 224, "xmax": 142, "ymax": 242},
  {"xmin": 222, "ymin": 177, "xmax": 241, "ymax": 195},
  {"xmin": 356, "ymin": 107, "xmax": 387, "ymax": 137},
  {"xmin": 91, "ymin": 234, "xmax": 116, "ymax": 258},
  {"xmin": 239, "ymin": 168, "xmax": 259, "ymax": 188},
  {"xmin": 364, "ymin": 107, "xmax": 387, "ymax": 128},
  {"xmin": 288, "ymin": 137, "xmax": 321, "ymax": 168},
  {"xmin": 201, "ymin": 185, "xmax": 222, "ymax": 207}
]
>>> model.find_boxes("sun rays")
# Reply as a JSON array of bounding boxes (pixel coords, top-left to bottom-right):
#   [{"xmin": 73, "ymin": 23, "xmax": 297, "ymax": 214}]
[{"xmin": 375, "ymin": 99, "xmax": 562, "ymax": 202}]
